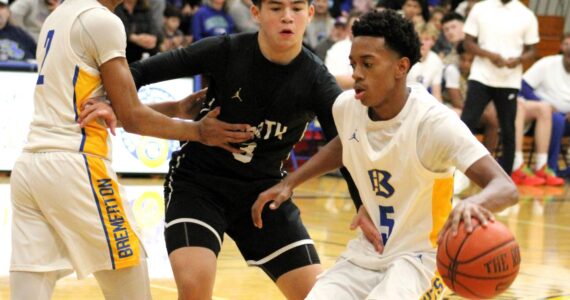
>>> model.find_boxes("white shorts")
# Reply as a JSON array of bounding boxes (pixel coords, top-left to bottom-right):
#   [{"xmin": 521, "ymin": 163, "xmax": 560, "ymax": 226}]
[
  {"xmin": 306, "ymin": 251, "xmax": 445, "ymax": 300},
  {"xmin": 10, "ymin": 152, "xmax": 144, "ymax": 279}
]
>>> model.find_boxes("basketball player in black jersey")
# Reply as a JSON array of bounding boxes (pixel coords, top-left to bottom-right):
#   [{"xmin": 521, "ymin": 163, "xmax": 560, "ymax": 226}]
[{"xmin": 111, "ymin": 0, "xmax": 365, "ymax": 298}]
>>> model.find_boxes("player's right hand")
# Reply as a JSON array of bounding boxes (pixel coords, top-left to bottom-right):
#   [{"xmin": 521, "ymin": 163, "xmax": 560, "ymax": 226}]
[
  {"xmin": 196, "ymin": 107, "xmax": 253, "ymax": 153},
  {"xmin": 78, "ymin": 97, "xmax": 117, "ymax": 136},
  {"xmin": 251, "ymin": 181, "xmax": 292, "ymax": 229},
  {"xmin": 350, "ymin": 206, "xmax": 384, "ymax": 253}
]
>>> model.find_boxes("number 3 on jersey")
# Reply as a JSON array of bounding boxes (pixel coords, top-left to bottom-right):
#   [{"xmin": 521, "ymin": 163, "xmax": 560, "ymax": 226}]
[{"xmin": 37, "ymin": 30, "xmax": 55, "ymax": 85}]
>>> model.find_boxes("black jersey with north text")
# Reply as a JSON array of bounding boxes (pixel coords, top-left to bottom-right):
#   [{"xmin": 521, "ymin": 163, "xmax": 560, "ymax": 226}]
[{"xmin": 130, "ymin": 33, "xmax": 343, "ymax": 181}]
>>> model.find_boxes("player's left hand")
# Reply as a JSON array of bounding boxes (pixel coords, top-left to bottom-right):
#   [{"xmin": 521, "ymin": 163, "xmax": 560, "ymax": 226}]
[
  {"xmin": 437, "ymin": 198, "xmax": 495, "ymax": 245},
  {"xmin": 505, "ymin": 57, "xmax": 521, "ymax": 68},
  {"xmin": 177, "ymin": 88, "xmax": 207, "ymax": 119},
  {"xmin": 251, "ymin": 181, "xmax": 292, "ymax": 229},
  {"xmin": 350, "ymin": 205, "xmax": 384, "ymax": 253},
  {"xmin": 78, "ymin": 97, "xmax": 117, "ymax": 136}
]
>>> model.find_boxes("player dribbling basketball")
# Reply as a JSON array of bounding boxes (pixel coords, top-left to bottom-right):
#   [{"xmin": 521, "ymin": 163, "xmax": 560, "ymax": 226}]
[{"xmin": 252, "ymin": 10, "xmax": 519, "ymax": 299}]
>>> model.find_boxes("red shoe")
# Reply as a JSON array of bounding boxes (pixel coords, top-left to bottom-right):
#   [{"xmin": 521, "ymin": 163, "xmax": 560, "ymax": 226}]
[
  {"xmin": 535, "ymin": 165, "xmax": 565, "ymax": 186},
  {"xmin": 511, "ymin": 165, "xmax": 545, "ymax": 186}
]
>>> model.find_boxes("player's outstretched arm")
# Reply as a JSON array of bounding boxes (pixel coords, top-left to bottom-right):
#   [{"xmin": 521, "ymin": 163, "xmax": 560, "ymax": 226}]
[
  {"xmin": 97, "ymin": 57, "xmax": 253, "ymax": 152},
  {"xmin": 251, "ymin": 136, "xmax": 344, "ymax": 228},
  {"xmin": 437, "ymin": 155, "xmax": 518, "ymax": 244}
]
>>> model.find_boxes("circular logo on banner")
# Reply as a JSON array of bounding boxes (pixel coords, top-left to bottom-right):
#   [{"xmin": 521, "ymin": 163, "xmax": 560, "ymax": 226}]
[
  {"xmin": 132, "ymin": 191, "xmax": 165, "ymax": 229},
  {"xmin": 119, "ymin": 86, "xmax": 179, "ymax": 169}
]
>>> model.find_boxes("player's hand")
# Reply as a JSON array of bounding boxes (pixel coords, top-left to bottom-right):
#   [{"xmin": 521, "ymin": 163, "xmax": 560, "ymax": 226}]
[
  {"xmin": 177, "ymin": 88, "xmax": 207, "ymax": 119},
  {"xmin": 350, "ymin": 206, "xmax": 384, "ymax": 253},
  {"xmin": 437, "ymin": 198, "xmax": 495, "ymax": 245},
  {"xmin": 251, "ymin": 181, "xmax": 292, "ymax": 229},
  {"xmin": 78, "ymin": 97, "xmax": 117, "ymax": 136},
  {"xmin": 196, "ymin": 107, "xmax": 253, "ymax": 153},
  {"xmin": 505, "ymin": 57, "xmax": 521, "ymax": 68},
  {"xmin": 488, "ymin": 53, "xmax": 506, "ymax": 68}
]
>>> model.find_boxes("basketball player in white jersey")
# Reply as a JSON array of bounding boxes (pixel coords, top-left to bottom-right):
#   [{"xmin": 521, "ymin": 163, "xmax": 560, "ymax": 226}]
[
  {"xmin": 9, "ymin": 0, "xmax": 252, "ymax": 299},
  {"xmin": 252, "ymin": 10, "xmax": 518, "ymax": 299}
]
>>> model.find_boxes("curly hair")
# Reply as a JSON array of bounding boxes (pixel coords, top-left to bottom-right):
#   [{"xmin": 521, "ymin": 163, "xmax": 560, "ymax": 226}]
[{"xmin": 352, "ymin": 10, "xmax": 421, "ymax": 67}]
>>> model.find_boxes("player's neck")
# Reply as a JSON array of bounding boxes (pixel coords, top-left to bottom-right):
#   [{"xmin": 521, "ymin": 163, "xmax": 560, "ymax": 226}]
[
  {"xmin": 564, "ymin": 57, "xmax": 570, "ymax": 73},
  {"xmin": 369, "ymin": 85, "xmax": 409, "ymax": 121},
  {"xmin": 257, "ymin": 33, "xmax": 302, "ymax": 65}
]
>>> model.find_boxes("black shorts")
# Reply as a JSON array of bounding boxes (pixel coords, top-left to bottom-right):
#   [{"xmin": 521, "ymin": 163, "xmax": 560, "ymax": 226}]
[{"xmin": 163, "ymin": 168, "xmax": 320, "ymax": 281}]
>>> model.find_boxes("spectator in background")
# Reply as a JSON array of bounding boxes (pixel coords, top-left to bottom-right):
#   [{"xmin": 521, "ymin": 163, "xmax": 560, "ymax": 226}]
[
  {"xmin": 149, "ymin": 0, "xmax": 166, "ymax": 34},
  {"xmin": 443, "ymin": 43, "xmax": 499, "ymax": 152},
  {"xmin": 9, "ymin": 0, "xmax": 60, "ymax": 42},
  {"xmin": 408, "ymin": 22, "xmax": 444, "ymax": 101},
  {"xmin": 437, "ymin": 12, "xmax": 464, "ymax": 65},
  {"xmin": 401, "ymin": 0, "xmax": 429, "ymax": 26},
  {"xmin": 304, "ymin": 0, "xmax": 334, "ymax": 51},
  {"xmin": 325, "ymin": 11, "xmax": 361, "ymax": 90},
  {"xmin": 192, "ymin": 0, "xmax": 234, "ymax": 41},
  {"xmin": 461, "ymin": 0, "xmax": 539, "ymax": 176},
  {"xmin": 167, "ymin": 0, "xmax": 200, "ymax": 45},
  {"xmin": 0, "ymin": 0, "xmax": 36, "ymax": 62},
  {"xmin": 227, "ymin": 0, "xmax": 258, "ymax": 33},
  {"xmin": 115, "ymin": 0, "xmax": 162, "ymax": 62},
  {"xmin": 520, "ymin": 33, "xmax": 570, "ymax": 179},
  {"xmin": 160, "ymin": 4, "xmax": 185, "ymax": 52},
  {"xmin": 314, "ymin": 16, "xmax": 348, "ymax": 61}
]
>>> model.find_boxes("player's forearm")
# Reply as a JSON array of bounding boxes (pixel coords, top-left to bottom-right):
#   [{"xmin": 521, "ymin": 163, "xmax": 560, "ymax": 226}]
[
  {"xmin": 519, "ymin": 45, "xmax": 536, "ymax": 64},
  {"xmin": 464, "ymin": 36, "xmax": 495, "ymax": 60},
  {"xmin": 148, "ymin": 101, "xmax": 180, "ymax": 118},
  {"xmin": 120, "ymin": 104, "xmax": 199, "ymax": 141},
  {"xmin": 285, "ymin": 136, "xmax": 343, "ymax": 188}
]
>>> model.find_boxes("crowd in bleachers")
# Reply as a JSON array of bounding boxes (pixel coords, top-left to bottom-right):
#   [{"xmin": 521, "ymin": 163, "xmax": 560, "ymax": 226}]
[{"xmin": 0, "ymin": 0, "xmax": 569, "ymax": 187}]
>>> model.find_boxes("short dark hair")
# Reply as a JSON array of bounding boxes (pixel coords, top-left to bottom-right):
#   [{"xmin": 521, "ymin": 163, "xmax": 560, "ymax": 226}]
[
  {"xmin": 441, "ymin": 12, "xmax": 464, "ymax": 25},
  {"xmin": 164, "ymin": 4, "xmax": 182, "ymax": 19},
  {"xmin": 352, "ymin": 10, "xmax": 421, "ymax": 67},
  {"xmin": 251, "ymin": 0, "xmax": 312, "ymax": 8}
]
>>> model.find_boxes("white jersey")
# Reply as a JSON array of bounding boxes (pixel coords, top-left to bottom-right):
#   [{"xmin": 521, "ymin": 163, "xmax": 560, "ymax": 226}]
[
  {"xmin": 332, "ymin": 85, "xmax": 487, "ymax": 269},
  {"xmin": 24, "ymin": 0, "xmax": 126, "ymax": 160}
]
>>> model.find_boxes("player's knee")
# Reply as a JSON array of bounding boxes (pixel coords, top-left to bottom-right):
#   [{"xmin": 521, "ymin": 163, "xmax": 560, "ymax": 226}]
[{"xmin": 177, "ymin": 279, "xmax": 212, "ymax": 300}]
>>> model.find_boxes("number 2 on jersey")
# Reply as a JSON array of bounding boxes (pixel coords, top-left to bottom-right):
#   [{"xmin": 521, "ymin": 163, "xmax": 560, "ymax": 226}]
[
  {"xmin": 379, "ymin": 205, "xmax": 394, "ymax": 245},
  {"xmin": 37, "ymin": 30, "xmax": 55, "ymax": 85}
]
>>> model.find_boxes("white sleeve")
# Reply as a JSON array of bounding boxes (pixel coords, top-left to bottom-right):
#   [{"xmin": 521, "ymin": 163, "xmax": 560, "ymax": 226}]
[
  {"xmin": 417, "ymin": 105, "xmax": 489, "ymax": 173},
  {"xmin": 76, "ymin": 8, "xmax": 127, "ymax": 66},
  {"xmin": 522, "ymin": 57, "xmax": 547, "ymax": 88},
  {"xmin": 430, "ymin": 59, "xmax": 444, "ymax": 87},
  {"xmin": 524, "ymin": 12, "xmax": 540, "ymax": 45},
  {"xmin": 444, "ymin": 65, "xmax": 461, "ymax": 89},
  {"xmin": 332, "ymin": 91, "xmax": 351, "ymax": 138},
  {"xmin": 462, "ymin": 2, "xmax": 480, "ymax": 37}
]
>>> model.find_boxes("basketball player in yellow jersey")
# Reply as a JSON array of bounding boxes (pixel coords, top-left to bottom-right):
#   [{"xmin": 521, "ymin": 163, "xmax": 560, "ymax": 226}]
[
  {"xmin": 252, "ymin": 11, "xmax": 518, "ymax": 299},
  {"xmin": 9, "ymin": 0, "xmax": 252, "ymax": 299}
]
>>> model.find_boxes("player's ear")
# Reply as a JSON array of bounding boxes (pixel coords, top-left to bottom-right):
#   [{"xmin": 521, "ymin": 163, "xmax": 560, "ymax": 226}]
[
  {"xmin": 251, "ymin": 3, "xmax": 261, "ymax": 23},
  {"xmin": 395, "ymin": 57, "xmax": 410, "ymax": 79},
  {"xmin": 307, "ymin": 3, "xmax": 315, "ymax": 21}
]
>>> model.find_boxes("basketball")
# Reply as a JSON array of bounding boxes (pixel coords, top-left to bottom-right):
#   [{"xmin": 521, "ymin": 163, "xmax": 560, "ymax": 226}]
[{"xmin": 437, "ymin": 218, "xmax": 521, "ymax": 299}]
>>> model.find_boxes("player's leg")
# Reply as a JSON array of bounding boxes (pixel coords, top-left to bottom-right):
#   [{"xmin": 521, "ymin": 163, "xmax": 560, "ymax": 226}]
[
  {"xmin": 163, "ymin": 172, "xmax": 226, "ymax": 300},
  {"xmin": 491, "ymin": 87, "xmax": 519, "ymax": 174},
  {"xmin": 480, "ymin": 102, "xmax": 499, "ymax": 153},
  {"xmin": 10, "ymin": 153, "xmax": 74, "ymax": 299},
  {"xmin": 306, "ymin": 258, "xmax": 377, "ymax": 300},
  {"xmin": 9, "ymin": 271, "xmax": 60, "ymax": 300},
  {"xmin": 524, "ymin": 101, "xmax": 552, "ymax": 166},
  {"xmin": 513, "ymin": 99, "xmax": 526, "ymax": 170},
  {"xmin": 169, "ymin": 247, "xmax": 217, "ymax": 300},
  {"xmin": 229, "ymin": 195, "xmax": 321, "ymax": 300},
  {"xmin": 367, "ymin": 254, "xmax": 441, "ymax": 299},
  {"xmin": 93, "ymin": 255, "xmax": 151, "ymax": 300},
  {"xmin": 548, "ymin": 112, "xmax": 567, "ymax": 172},
  {"xmin": 461, "ymin": 80, "xmax": 493, "ymax": 133}
]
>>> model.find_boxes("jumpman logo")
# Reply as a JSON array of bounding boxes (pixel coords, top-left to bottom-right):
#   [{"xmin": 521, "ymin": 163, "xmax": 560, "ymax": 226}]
[
  {"xmin": 231, "ymin": 88, "xmax": 243, "ymax": 102},
  {"xmin": 349, "ymin": 129, "xmax": 359, "ymax": 142}
]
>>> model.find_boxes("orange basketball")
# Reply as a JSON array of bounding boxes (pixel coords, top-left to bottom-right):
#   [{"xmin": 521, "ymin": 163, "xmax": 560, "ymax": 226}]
[{"xmin": 437, "ymin": 218, "xmax": 521, "ymax": 299}]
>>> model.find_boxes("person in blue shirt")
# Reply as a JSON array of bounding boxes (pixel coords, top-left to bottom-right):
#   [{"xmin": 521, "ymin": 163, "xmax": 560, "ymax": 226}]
[{"xmin": 0, "ymin": 0, "xmax": 36, "ymax": 62}]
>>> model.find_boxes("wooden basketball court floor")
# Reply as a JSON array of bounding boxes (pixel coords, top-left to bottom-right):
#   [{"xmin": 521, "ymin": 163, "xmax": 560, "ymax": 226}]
[{"xmin": 0, "ymin": 174, "xmax": 569, "ymax": 300}]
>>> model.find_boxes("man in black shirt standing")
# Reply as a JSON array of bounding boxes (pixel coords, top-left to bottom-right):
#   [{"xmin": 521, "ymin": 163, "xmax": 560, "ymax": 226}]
[{"xmin": 107, "ymin": 0, "xmax": 363, "ymax": 298}]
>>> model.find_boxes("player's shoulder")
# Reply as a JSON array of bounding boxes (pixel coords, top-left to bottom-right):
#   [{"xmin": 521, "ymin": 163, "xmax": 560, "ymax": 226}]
[
  {"xmin": 77, "ymin": 6, "xmax": 124, "ymax": 30},
  {"xmin": 334, "ymin": 90, "xmax": 357, "ymax": 108},
  {"xmin": 410, "ymin": 84, "xmax": 457, "ymax": 121}
]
